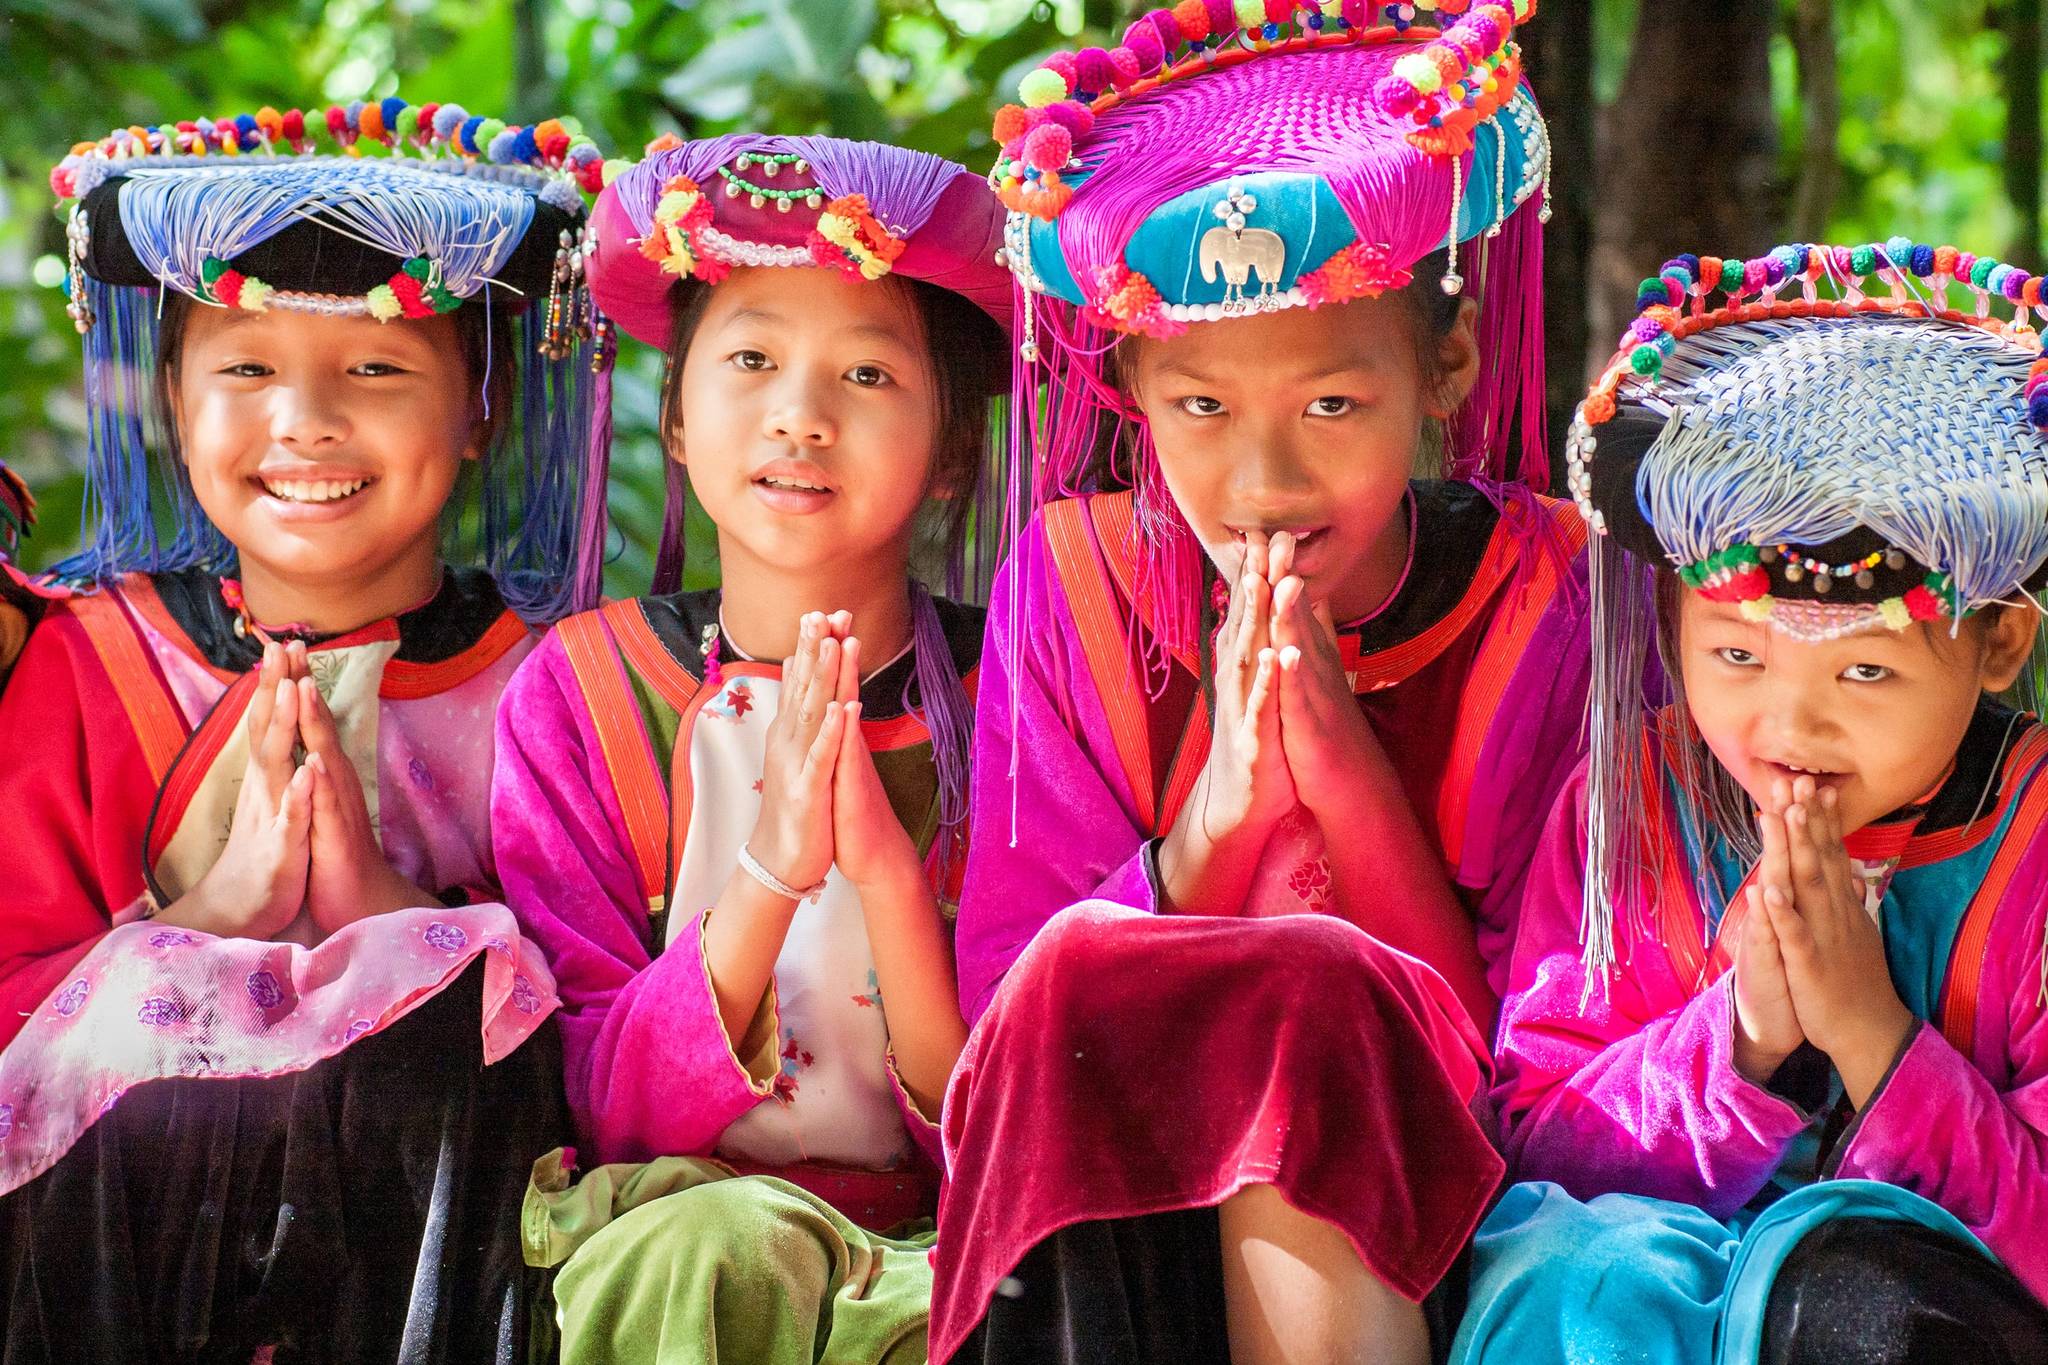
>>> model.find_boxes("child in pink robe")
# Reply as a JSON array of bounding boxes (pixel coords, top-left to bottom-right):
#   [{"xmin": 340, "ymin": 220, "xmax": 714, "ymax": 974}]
[
  {"xmin": 496, "ymin": 134, "xmax": 1012, "ymax": 1364},
  {"xmin": 932, "ymin": 9, "xmax": 1594, "ymax": 1364},
  {"xmin": 1458, "ymin": 239, "xmax": 2048, "ymax": 1364}
]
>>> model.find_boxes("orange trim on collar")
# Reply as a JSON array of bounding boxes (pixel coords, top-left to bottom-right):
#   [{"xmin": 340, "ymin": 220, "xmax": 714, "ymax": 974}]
[{"xmin": 380, "ymin": 610, "xmax": 531, "ymax": 699}]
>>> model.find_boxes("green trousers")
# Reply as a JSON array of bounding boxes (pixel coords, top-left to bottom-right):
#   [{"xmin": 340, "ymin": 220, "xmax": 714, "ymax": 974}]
[{"xmin": 524, "ymin": 1149, "xmax": 935, "ymax": 1365}]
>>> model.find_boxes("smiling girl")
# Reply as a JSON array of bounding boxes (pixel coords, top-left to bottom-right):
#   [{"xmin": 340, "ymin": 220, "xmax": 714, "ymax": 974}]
[
  {"xmin": 933, "ymin": 8, "xmax": 1589, "ymax": 1365},
  {"xmin": 0, "ymin": 100, "xmax": 607, "ymax": 1362},
  {"xmin": 1459, "ymin": 240, "xmax": 2048, "ymax": 1364},
  {"xmin": 495, "ymin": 135, "xmax": 1009, "ymax": 1364}
]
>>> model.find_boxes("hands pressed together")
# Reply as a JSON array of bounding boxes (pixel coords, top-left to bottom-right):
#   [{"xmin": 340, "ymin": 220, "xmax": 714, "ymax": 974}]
[
  {"xmin": 746, "ymin": 611, "xmax": 926, "ymax": 903},
  {"xmin": 1165, "ymin": 531, "xmax": 1400, "ymax": 912},
  {"xmin": 1732, "ymin": 775, "xmax": 1918, "ymax": 1109},
  {"xmin": 162, "ymin": 640, "xmax": 432, "ymax": 944}
]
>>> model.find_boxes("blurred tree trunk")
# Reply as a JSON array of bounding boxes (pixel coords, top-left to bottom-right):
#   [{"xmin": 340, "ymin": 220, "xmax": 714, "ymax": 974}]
[
  {"xmin": 1588, "ymin": 0, "xmax": 1777, "ymax": 366},
  {"xmin": 1526, "ymin": 0, "xmax": 1595, "ymax": 471},
  {"xmin": 1788, "ymin": 0, "xmax": 1839, "ymax": 242},
  {"xmin": 2002, "ymin": 0, "xmax": 2044, "ymax": 260},
  {"xmin": 513, "ymin": 0, "xmax": 553, "ymax": 123}
]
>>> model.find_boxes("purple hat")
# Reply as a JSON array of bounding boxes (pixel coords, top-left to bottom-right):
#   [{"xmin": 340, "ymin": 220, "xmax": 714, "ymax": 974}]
[{"xmin": 588, "ymin": 134, "xmax": 1011, "ymax": 349}]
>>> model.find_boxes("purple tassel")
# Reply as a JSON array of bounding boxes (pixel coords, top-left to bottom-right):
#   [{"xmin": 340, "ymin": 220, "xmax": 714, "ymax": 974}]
[
  {"xmin": 571, "ymin": 353, "xmax": 615, "ymax": 613},
  {"xmin": 651, "ymin": 458, "xmax": 690, "ymax": 597},
  {"xmin": 905, "ymin": 582, "xmax": 973, "ymax": 887}
]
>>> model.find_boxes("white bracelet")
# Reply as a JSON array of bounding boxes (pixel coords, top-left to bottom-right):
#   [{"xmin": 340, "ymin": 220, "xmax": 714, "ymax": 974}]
[{"xmin": 738, "ymin": 844, "xmax": 827, "ymax": 903}]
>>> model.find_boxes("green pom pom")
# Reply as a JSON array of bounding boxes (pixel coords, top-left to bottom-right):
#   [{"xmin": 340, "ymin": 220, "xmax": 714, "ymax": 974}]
[
  {"xmin": 476, "ymin": 118, "xmax": 507, "ymax": 148},
  {"xmin": 1849, "ymin": 245, "xmax": 1876, "ymax": 276},
  {"xmin": 1719, "ymin": 257, "xmax": 1745, "ymax": 290},
  {"xmin": 558, "ymin": 116, "xmax": 585, "ymax": 136},
  {"xmin": 201, "ymin": 257, "xmax": 227, "ymax": 285},
  {"xmin": 1971, "ymin": 257, "xmax": 1997, "ymax": 288},
  {"xmin": 1019, "ymin": 67, "xmax": 1069, "ymax": 108},
  {"xmin": 403, "ymin": 256, "xmax": 433, "ymax": 282},
  {"xmin": 1630, "ymin": 344, "xmax": 1663, "ymax": 377},
  {"xmin": 1234, "ymin": 0, "xmax": 1265, "ymax": 25},
  {"xmin": 396, "ymin": 107, "xmax": 421, "ymax": 137}
]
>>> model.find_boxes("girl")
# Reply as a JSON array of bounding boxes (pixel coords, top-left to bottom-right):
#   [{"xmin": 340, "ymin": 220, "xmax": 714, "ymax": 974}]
[
  {"xmin": 0, "ymin": 99, "xmax": 608, "ymax": 1362},
  {"xmin": 1457, "ymin": 240, "xmax": 2048, "ymax": 1363},
  {"xmin": 496, "ymin": 135, "xmax": 1010, "ymax": 1363},
  {"xmin": 935, "ymin": 5, "xmax": 1584, "ymax": 1363}
]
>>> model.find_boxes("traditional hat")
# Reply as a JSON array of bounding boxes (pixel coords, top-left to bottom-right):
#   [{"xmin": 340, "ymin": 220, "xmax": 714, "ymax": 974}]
[
  {"xmin": 1569, "ymin": 237, "xmax": 2048, "ymax": 973},
  {"xmin": 983, "ymin": 1, "xmax": 1552, "ymax": 653},
  {"xmin": 587, "ymin": 133, "xmax": 1010, "ymax": 348},
  {"xmin": 49, "ymin": 97, "xmax": 613, "ymax": 622}
]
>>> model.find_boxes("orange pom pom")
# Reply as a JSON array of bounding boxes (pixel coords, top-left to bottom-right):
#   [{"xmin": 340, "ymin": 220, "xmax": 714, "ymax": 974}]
[
  {"xmin": 644, "ymin": 132, "xmax": 684, "ymax": 155},
  {"xmin": 534, "ymin": 119, "xmax": 566, "ymax": 146},
  {"xmin": 358, "ymin": 104, "xmax": 386, "ymax": 141},
  {"xmin": 1583, "ymin": 391, "xmax": 1617, "ymax": 424},
  {"xmin": 992, "ymin": 105, "xmax": 1033, "ymax": 144},
  {"xmin": 1173, "ymin": 0, "xmax": 1210, "ymax": 39}
]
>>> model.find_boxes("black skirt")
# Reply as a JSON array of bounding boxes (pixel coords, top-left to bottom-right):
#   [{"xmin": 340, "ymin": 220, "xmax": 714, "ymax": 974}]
[{"xmin": 0, "ymin": 961, "xmax": 568, "ymax": 1364}]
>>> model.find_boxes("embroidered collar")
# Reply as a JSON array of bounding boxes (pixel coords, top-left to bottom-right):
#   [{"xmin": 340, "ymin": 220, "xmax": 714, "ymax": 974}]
[{"xmin": 154, "ymin": 565, "xmax": 513, "ymax": 673}]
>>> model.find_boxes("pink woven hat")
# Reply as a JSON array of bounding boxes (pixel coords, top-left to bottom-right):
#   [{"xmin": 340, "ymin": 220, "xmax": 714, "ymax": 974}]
[
  {"xmin": 588, "ymin": 133, "xmax": 1012, "ymax": 349},
  {"xmin": 992, "ymin": 1, "xmax": 1552, "ymax": 491}
]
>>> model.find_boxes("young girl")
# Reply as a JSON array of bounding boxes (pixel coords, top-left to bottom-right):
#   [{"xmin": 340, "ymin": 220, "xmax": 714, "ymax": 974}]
[
  {"xmin": 935, "ymin": 6, "xmax": 1584, "ymax": 1363},
  {"xmin": 1457, "ymin": 241, "xmax": 2048, "ymax": 1363},
  {"xmin": 496, "ymin": 135, "xmax": 1010, "ymax": 1362},
  {"xmin": 0, "ymin": 100, "xmax": 609, "ymax": 1362}
]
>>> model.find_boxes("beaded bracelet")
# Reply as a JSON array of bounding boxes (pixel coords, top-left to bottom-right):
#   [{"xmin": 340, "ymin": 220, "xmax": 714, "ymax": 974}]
[{"xmin": 738, "ymin": 844, "xmax": 827, "ymax": 903}]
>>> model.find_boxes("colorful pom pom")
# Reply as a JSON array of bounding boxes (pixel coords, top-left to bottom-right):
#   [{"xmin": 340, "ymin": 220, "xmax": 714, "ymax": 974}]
[
  {"xmin": 1019, "ymin": 67, "xmax": 1070, "ymax": 108},
  {"xmin": 1023, "ymin": 124, "xmax": 1074, "ymax": 173}
]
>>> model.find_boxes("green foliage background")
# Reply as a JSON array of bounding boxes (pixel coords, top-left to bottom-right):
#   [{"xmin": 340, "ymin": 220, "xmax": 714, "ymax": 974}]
[{"xmin": 0, "ymin": 0, "xmax": 2034, "ymax": 595}]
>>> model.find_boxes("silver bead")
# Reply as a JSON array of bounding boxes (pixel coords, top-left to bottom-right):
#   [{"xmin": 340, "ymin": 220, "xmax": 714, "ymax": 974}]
[
  {"xmin": 995, "ymin": 248, "xmax": 1010, "ymax": 268},
  {"xmin": 1440, "ymin": 272, "xmax": 1464, "ymax": 296},
  {"xmin": 1855, "ymin": 570, "xmax": 1875, "ymax": 590},
  {"xmin": 1538, "ymin": 204, "xmax": 1553, "ymax": 224},
  {"xmin": 776, "ymin": 196, "xmax": 793, "ymax": 212},
  {"xmin": 1885, "ymin": 550, "xmax": 1906, "ymax": 570},
  {"xmin": 749, "ymin": 194, "xmax": 764, "ymax": 209},
  {"xmin": 1813, "ymin": 573, "xmax": 1832, "ymax": 595},
  {"xmin": 1019, "ymin": 341, "xmax": 1039, "ymax": 363},
  {"xmin": 806, "ymin": 192, "xmax": 822, "ymax": 209}
]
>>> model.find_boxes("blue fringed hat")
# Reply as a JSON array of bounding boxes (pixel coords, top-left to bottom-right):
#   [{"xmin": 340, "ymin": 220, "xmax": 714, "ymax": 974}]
[
  {"xmin": 1569, "ymin": 237, "xmax": 2048, "ymax": 979},
  {"xmin": 48, "ymin": 98, "xmax": 614, "ymax": 622}
]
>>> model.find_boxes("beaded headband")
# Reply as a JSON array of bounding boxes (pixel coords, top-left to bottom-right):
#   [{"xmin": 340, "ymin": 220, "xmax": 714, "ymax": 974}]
[{"xmin": 46, "ymin": 97, "xmax": 614, "ymax": 625}]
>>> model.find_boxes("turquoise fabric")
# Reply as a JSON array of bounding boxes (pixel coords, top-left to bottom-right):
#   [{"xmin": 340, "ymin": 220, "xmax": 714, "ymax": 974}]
[
  {"xmin": 1454, "ymin": 1179, "xmax": 1995, "ymax": 1365},
  {"xmin": 1022, "ymin": 87, "xmax": 1541, "ymax": 308}
]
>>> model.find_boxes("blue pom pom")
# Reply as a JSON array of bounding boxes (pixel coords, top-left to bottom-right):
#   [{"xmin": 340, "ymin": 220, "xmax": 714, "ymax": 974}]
[
  {"xmin": 345, "ymin": 99, "xmax": 366, "ymax": 131},
  {"xmin": 511, "ymin": 125, "xmax": 540, "ymax": 163},
  {"xmin": 432, "ymin": 105, "xmax": 468, "ymax": 139},
  {"xmin": 1990, "ymin": 263, "xmax": 2015, "ymax": 296},
  {"xmin": 234, "ymin": 113, "xmax": 258, "ymax": 136},
  {"xmin": 1909, "ymin": 244, "xmax": 1936, "ymax": 276},
  {"xmin": 488, "ymin": 129, "xmax": 520, "ymax": 162},
  {"xmin": 2028, "ymin": 387, "xmax": 2048, "ymax": 429},
  {"xmin": 1885, "ymin": 234, "xmax": 1914, "ymax": 265},
  {"xmin": 460, "ymin": 115, "xmax": 487, "ymax": 154},
  {"xmin": 1674, "ymin": 253, "xmax": 1701, "ymax": 277},
  {"xmin": 381, "ymin": 96, "xmax": 408, "ymax": 129}
]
